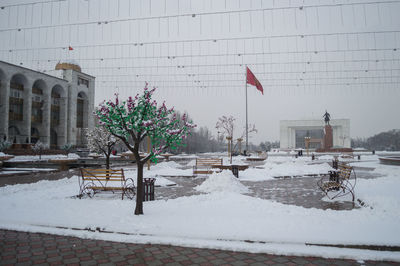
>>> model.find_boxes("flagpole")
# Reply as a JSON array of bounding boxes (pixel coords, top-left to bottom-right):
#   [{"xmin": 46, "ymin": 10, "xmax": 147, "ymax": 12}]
[{"xmin": 245, "ymin": 65, "xmax": 248, "ymax": 154}]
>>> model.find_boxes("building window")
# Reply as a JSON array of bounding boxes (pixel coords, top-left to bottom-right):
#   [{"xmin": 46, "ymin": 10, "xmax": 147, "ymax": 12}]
[
  {"xmin": 11, "ymin": 89, "xmax": 22, "ymax": 98},
  {"xmin": 51, "ymin": 92, "xmax": 61, "ymax": 126},
  {"xmin": 10, "ymin": 82, "xmax": 24, "ymax": 91},
  {"xmin": 9, "ymin": 83, "xmax": 24, "ymax": 121},
  {"xmin": 76, "ymin": 98, "xmax": 84, "ymax": 128},
  {"xmin": 78, "ymin": 77, "xmax": 89, "ymax": 88},
  {"xmin": 31, "ymin": 87, "xmax": 43, "ymax": 123},
  {"xmin": 295, "ymin": 129, "xmax": 324, "ymax": 149},
  {"xmin": 9, "ymin": 103, "xmax": 23, "ymax": 121}
]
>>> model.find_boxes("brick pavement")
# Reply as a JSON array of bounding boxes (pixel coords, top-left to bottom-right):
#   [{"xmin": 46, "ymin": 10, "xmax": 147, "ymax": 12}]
[{"xmin": 0, "ymin": 229, "xmax": 397, "ymax": 266}]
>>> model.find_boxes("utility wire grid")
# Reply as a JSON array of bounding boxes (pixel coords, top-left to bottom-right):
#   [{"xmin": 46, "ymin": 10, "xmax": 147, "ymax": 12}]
[{"xmin": 0, "ymin": 0, "xmax": 399, "ymax": 97}]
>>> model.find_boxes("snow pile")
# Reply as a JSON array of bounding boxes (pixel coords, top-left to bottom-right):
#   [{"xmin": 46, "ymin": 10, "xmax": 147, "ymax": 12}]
[
  {"xmin": 149, "ymin": 161, "xmax": 192, "ymax": 177},
  {"xmin": 186, "ymin": 159, "xmax": 196, "ymax": 167},
  {"xmin": 0, "ymin": 152, "xmax": 6, "ymax": 156},
  {"xmin": 241, "ymin": 160, "xmax": 333, "ymax": 181},
  {"xmin": 195, "ymin": 170, "xmax": 249, "ymax": 194}
]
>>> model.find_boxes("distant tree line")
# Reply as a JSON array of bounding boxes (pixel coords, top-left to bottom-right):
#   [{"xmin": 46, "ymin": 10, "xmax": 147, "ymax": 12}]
[
  {"xmin": 112, "ymin": 111, "xmax": 281, "ymax": 154},
  {"xmin": 351, "ymin": 129, "xmax": 400, "ymax": 151}
]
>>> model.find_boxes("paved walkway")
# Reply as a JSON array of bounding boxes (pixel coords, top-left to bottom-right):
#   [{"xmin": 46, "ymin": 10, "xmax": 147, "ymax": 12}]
[{"xmin": 0, "ymin": 229, "xmax": 397, "ymax": 266}]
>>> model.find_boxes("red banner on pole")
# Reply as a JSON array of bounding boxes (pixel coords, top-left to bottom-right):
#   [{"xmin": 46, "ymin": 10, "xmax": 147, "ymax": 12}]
[{"xmin": 246, "ymin": 67, "xmax": 263, "ymax": 95}]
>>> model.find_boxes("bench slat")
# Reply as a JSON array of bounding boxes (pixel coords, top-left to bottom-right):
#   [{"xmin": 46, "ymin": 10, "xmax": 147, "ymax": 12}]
[
  {"xmin": 82, "ymin": 178, "xmax": 124, "ymax": 181},
  {"xmin": 82, "ymin": 175, "xmax": 124, "ymax": 178}
]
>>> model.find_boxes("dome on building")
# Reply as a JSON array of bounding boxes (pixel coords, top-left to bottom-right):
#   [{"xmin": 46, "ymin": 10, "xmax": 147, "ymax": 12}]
[{"xmin": 55, "ymin": 61, "xmax": 81, "ymax": 72}]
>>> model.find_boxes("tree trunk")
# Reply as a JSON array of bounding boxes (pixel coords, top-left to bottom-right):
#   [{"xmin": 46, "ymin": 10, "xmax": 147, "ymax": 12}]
[
  {"xmin": 135, "ymin": 162, "xmax": 144, "ymax": 215},
  {"xmin": 105, "ymin": 155, "xmax": 110, "ymax": 169}
]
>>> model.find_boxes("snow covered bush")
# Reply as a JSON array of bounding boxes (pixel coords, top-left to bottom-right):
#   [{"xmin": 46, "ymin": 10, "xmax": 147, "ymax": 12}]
[
  {"xmin": 96, "ymin": 85, "xmax": 196, "ymax": 215},
  {"xmin": 61, "ymin": 143, "xmax": 73, "ymax": 157},
  {"xmin": 0, "ymin": 139, "xmax": 12, "ymax": 153},
  {"xmin": 32, "ymin": 141, "xmax": 49, "ymax": 160}
]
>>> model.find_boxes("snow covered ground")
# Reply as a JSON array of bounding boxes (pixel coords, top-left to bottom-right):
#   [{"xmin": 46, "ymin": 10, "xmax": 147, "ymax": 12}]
[
  {"xmin": 7, "ymin": 153, "xmax": 80, "ymax": 162},
  {"xmin": 0, "ymin": 154, "xmax": 399, "ymax": 261}
]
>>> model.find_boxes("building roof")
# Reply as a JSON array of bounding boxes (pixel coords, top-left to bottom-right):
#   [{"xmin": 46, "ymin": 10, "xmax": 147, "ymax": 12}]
[{"xmin": 0, "ymin": 60, "xmax": 68, "ymax": 83}]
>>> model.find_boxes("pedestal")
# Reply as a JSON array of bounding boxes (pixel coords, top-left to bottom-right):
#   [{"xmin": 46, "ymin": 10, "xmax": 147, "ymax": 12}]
[{"xmin": 324, "ymin": 125, "xmax": 333, "ymax": 150}]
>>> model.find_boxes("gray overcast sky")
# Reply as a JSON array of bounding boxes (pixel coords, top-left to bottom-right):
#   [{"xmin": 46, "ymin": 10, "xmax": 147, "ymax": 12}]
[{"xmin": 1, "ymin": 0, "xmax": 399, "ymax": 143}]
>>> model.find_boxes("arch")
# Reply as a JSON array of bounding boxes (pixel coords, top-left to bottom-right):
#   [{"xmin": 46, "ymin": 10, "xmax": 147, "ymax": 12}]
[
  {"xmin": 0, "ymin": 68, "xmax": 7, "ymax": 140},
  {"xmin": 31, "ymin": 127, "xmax": 40, "ymax": 144},
  {"xmin": 32, "ymin": 79, "xmax": 47, "ymax": 95},
  {"xmin": 0, "ymin": 67, "xmax": 6, "ymax": 81},
  {"xmin": 77, "ymin": 91, "xmax": 88, "ymax": 99},
  {"xmin": 9, "ymin": 73, "xmax": 30, "ymax": 143},
  {"xmin": 50, "ymin": 85, "xmax": 66, "ymax": 148},
  {"xmin": 76, "ymin": 91, "xmax": 88, "ymax": 128},
  {"xmin": 51, "ymin": 84, "xmax": 66, "ymax": 97},
  {"xmin": 76, "ymin": 91, "xmax": 89, "ymax": 146},
  {"xmin": 31, "ymin": 79, "xmax": 47, "ymax": 126},
  {"xmin": 10, "ymin": 73, "xmax": 29, "ymax": 88},
  {"xmin": 50, "ymin": 85, "xmax": 65, "ymax": 126}
]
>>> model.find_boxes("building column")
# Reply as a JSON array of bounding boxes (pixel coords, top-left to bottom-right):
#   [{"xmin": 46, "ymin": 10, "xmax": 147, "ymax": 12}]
[
  {"xmin": 58, "ymin": 96, "xmax": 68, "ymax": 147},
  {"xmin": 67, "ymin": 86, "xmax": 76, "ymax": 145},
  {"xmin": 22, "ymin": 81, "xmax": 33, "ymax": 143},
  {"xmin": 289, "ymin": 128, "xmax": 296, "ymax": 149},
  {"xmin": 0, "ymin": 79, "xmax": 10, "ymax": 140},
  {"xmin": 42, "ymin": 89, "xmax": 51, "ymax": 146}
]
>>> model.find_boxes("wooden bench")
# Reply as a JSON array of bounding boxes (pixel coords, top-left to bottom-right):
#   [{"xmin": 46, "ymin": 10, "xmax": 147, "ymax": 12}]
[
  {"xmin": 79, "ymin": 168, "xmax": 135, "ymax": 200},
  {"xmin": 193, "ymin": 158, "xmax": 223, "ymax": 175},
  {"xmin": 318, "ymin": 163, "xmax": 356, "ymax": 201}
]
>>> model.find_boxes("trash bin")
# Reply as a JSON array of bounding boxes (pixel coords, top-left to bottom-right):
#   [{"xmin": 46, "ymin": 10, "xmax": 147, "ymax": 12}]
[
  {"xmin": 231, "ymin": 165, "xmax": 239, "ymax": 178},
  {"xmin": 143, "ymin": 178, "xmax": 155, "ymax": 201},
  {"xmin": 332, "ymin": 159, "xmax": 338, "ymax": 169}
]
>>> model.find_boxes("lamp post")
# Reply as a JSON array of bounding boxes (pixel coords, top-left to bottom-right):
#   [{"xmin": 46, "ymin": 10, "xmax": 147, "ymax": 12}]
[
  {"xmin": 305, "ymin": 136, "xmax": 311, "ymax": 156},
  {"xmin": 226, "ymin": 136, "xmax": 232, "ymax": 164}
]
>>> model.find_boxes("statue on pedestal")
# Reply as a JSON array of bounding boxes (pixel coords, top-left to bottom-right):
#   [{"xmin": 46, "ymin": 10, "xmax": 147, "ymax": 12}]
[{"xmin": 323, "ymin": 110, "xmax": 331, "ymax": 125}]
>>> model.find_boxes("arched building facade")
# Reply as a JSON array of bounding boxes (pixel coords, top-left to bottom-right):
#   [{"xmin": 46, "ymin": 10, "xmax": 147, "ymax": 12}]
[{"xmin": 0, "ymin": 61, "xmax": 95, "ymax": 148}]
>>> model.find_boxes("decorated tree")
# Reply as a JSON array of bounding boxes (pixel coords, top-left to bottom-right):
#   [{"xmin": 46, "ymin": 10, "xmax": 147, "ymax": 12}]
[
  {"xmin": 96, "ymin": 85, "xmax": 195, "ymax": 215},
  {"xmin": 216, "ymin": 115, "xmax": 257, "ymax": 159},
  {"xmin": 32, "ymin": 141, "xmax": 49, "ymax": 160},
  {"xmin": 86, "ymin": 126, "xmax": 120, "ymax": 169}
]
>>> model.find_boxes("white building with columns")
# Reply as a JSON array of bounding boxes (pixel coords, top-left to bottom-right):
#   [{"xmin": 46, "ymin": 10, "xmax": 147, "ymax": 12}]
[
  {"xmin": 280, "ymin": 119, "xmax": 351, "ymax": 149},
  {"xmin": 0, "ymin": 61, "xmax": 95, "ymax": 148}
]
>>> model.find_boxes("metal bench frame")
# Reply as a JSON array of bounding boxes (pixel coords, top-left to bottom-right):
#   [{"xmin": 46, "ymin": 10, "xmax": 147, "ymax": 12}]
[
  {"xmin": 317, "ymin": 163, "xmax": 356, "ymax": 201},
  {"xmin": 79, "ymin": 168, "xmax": 136, "ymax": 200}
]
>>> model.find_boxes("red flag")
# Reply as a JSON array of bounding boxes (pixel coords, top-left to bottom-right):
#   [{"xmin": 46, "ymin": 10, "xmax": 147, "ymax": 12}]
[
  {"xmin": 246, "ymin": 67, "xmax": 263, "ymax": 95},
  {"xmin": 68, "ymin": 46, "xmax": 73, "ymax": 51}
]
